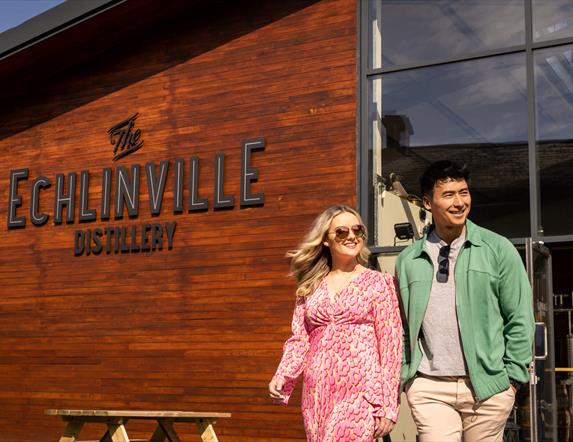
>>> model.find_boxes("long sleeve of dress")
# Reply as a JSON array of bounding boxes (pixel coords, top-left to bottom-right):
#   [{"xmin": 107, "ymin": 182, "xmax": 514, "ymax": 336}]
[
  {"xmin": 371, "ymin": 273, "xmax": 402, "ymax": 422},
  {"xmin": 272, "ymin": 296, "xmax": 310, "ymax": 404}
]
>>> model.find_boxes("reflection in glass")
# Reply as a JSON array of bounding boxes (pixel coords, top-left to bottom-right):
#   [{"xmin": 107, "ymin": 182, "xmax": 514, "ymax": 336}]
[
  {"xmin": 533, "ymin": 0, "xmax": 573, "ymax": 43},
  {"xmin": 527, "ymin": 244, "xmax": 557, "ymax": 442},
  {"xmin": 368, "ymin": 0, "xmax": 524, "ymax": 69},
  {"xmin": 369, "ymin": 54, "xmax": 530, "ymax": 244},
  {"xmin": 535, "ymin": 44, "xmax": 573, "ymax": 236}
]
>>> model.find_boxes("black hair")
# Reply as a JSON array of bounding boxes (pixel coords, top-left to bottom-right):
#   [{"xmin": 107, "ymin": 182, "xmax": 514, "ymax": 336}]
[{"xmin": 420, "ymin": 160, "xmax": 470, "ymax": 197}]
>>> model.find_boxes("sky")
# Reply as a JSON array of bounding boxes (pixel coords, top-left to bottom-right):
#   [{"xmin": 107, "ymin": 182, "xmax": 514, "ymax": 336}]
[{"xmin": 0, "ymin": 0, "xmax": 65, "ymax": 33}]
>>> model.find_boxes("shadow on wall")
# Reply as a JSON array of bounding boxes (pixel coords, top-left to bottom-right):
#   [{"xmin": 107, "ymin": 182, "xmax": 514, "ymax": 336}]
[{"xmin": 0, "ymin": 0, "xmax": 320, "ymax": 141}]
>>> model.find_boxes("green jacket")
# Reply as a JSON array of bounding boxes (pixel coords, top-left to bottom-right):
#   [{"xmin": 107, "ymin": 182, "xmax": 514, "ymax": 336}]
[{"xmin": 396, "ymin": 219, "xmax": 534, "ymax": 401}]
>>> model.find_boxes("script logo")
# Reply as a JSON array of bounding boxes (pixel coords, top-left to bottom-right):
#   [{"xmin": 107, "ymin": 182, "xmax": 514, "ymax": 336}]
[{"xmin": 109, "ymin": 113, "xmax": 143, "ymax": 161}]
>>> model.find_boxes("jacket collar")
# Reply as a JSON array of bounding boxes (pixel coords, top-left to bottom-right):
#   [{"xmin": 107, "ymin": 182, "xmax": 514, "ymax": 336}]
[{"xmin": 412, "ymin": 219, "xmax": 482, "ymax": 259}]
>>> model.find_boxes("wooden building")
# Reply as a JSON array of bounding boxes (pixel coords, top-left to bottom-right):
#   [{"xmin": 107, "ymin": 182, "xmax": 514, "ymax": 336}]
[
  {"xmin": 3, "ymin": 1, "xmax": 573, "ymax": 441},
  {"xmin": 0, "ymin": 0, "xmax": 357, "ymax": 440}
]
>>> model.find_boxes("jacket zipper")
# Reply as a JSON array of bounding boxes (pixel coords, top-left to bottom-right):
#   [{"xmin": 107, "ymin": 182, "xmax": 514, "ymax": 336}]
[{"xmin": 454, "ymin": 241, "xmax": 481, "ymax": 402}]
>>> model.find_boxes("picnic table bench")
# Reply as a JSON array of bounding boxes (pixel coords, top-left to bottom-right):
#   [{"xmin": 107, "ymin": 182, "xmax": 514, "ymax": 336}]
[{"xmin": 45, "ymin": 409, "xmax": 231, "ymax": 442}]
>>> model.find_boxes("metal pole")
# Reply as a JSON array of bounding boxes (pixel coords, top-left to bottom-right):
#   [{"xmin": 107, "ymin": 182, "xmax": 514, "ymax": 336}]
[{"xmin": 526, "ymin": 238, "xmax": 538, "ymax": 442}]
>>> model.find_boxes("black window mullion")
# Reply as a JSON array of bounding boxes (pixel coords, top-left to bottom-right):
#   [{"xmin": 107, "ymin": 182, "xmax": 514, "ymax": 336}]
[
  {"xmin": 525, "ymin": 0, "xmax": 541, "ymax": 239},
  {"xmin": 358, "ymin": 0, "xmax": 370, "ymax": 225},
  {"xmin": 366, "ymin": 44, "xmax": 528, "ymax": 77}
]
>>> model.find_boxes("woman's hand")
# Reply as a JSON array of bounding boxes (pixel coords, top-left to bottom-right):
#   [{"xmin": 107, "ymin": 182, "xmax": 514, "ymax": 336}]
[
  {"xmin": 269, "ymin": 378, "xmax": 286, "ymax": 403},
  {"xmin": 374, "ymin": 417, "xmax": 395, "ymax": 438}
]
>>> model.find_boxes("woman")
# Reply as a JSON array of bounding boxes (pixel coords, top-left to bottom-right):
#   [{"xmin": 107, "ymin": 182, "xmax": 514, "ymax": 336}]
[{"xmin": 269, "ymin": 205, "xmax": 402, "ymax": 441}]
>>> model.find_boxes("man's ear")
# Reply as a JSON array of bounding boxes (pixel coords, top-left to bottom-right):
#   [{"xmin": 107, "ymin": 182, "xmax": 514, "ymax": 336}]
[{"xmin": 423, "ymin": 196, "xmax": 432, "ymax": 212}]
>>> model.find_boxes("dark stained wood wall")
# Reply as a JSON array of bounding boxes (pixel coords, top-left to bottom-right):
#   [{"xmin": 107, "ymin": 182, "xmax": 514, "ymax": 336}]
[{"xmin": 0, "ymin": 0, "xmax": 357, "ymax": 440}]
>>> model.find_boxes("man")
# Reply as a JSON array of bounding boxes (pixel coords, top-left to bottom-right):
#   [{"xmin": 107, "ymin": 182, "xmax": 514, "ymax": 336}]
[{"xmin": 395, "ymin": 160, "xmax": 534, "ymax": 442}]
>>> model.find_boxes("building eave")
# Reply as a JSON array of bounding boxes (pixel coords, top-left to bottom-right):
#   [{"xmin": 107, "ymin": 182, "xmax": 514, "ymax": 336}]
[{"xmin": 0, "ymin": 0, "xmax": 124, "ymax": 61}]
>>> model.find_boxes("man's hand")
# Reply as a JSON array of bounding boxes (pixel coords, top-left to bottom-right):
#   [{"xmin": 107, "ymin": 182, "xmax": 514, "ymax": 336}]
[
  {"xmin": 374, "ymin": 417, "xmax": 395, "ymax": 438},
  {"xmin": 509, "ymin": 379, "xmax": 522, "ymax": 394},
  {"xmin": 268, "ymin": 378, "xmax": 286, "ymax": 403}
]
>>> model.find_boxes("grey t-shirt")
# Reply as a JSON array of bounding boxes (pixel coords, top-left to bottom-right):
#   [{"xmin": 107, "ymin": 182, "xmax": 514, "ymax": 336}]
[{"xmin": 418, "ymin": 229, "xmax": 468, "ymax": 376}]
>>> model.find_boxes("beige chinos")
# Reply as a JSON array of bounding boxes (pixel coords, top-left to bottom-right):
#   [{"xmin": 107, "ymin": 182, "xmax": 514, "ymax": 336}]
[{"xmin": 406, "ymin": 374, "xmax": 515, "ymax": 442}]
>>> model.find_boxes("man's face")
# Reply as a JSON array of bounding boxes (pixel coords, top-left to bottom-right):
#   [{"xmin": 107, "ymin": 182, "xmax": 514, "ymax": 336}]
[{"xmin": 423, "ymin": 178, "xmax": 471, "ymax": 230}]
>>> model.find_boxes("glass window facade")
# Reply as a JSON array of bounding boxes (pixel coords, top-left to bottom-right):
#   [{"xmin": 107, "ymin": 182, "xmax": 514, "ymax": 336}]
[
  {"xmin": 368, "ymin": 55, "xmax": 530, "ymax": 239},
  {"xmin": 532, "ymin": 0, "xmax": 573, "ymax": 43},
  {"xmin": 368, "ymin": 0, "xmax": 525, "ymax": 70},
  {"xmin": 363, "ymin": 0, "xmax": 573, "ymax": 247},
  {"xmin": 535, "ymin": 44, "xmax": 573, "ymax": 236}
]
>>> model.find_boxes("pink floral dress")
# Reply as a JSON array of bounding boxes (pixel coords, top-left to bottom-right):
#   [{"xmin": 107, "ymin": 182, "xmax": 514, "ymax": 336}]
[{"xmin": 273, "ymin": 269, "xmax": 402, "ymax": 442}]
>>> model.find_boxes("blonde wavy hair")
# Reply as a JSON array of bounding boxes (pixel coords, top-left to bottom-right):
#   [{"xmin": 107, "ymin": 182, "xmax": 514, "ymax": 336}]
[{"xmin": 287, "ymin": 205, "xmax": 370, "ymax": 298}]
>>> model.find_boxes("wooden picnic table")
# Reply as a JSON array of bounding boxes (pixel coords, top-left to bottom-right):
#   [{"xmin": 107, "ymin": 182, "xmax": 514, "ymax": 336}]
[{"xmin": 45, "ymin": 409, "xmax": 231, "ymax": 442}]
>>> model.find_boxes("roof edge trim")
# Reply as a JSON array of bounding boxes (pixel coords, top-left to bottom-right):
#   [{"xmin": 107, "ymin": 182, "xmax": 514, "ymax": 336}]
[{"xmin": 0, "ymin": 0, "xmax": 126, "ymax": 60}]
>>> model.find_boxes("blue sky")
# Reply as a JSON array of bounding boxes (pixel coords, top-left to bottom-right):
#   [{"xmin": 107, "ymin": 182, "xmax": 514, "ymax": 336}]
[{"xmin": 0, "ymin": 0, "xmax": 65, "ymax": 33}]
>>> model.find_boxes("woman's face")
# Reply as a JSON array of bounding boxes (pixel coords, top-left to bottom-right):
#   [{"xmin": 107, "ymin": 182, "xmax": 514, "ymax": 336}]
[{"xmin": 323, "ymin": 212, "xmax": 365, "ymax": 261}]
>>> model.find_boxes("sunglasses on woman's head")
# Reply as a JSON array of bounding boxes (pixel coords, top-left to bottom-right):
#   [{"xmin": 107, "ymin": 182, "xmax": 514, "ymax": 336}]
[{"xmin": 328, "ymin": 224, "xmax": 367, "ymax": 241}]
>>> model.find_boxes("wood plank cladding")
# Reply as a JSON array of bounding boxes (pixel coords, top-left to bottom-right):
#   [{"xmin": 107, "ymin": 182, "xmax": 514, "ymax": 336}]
[{"xmin": 0, "ymin": 0, "xmax": 357, "ymax": 440}]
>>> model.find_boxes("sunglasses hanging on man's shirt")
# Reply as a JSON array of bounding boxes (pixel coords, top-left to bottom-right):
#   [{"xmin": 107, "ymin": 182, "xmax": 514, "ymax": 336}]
[{"xmin": 437, "ymin": 244, "xmax": 450, "ymax": 283}]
